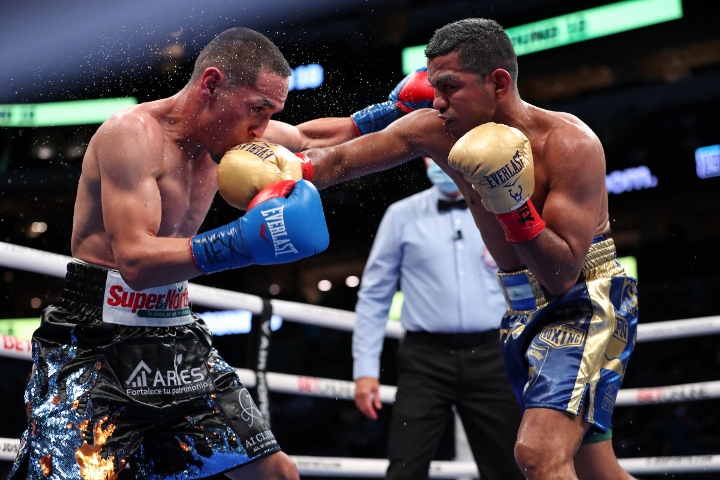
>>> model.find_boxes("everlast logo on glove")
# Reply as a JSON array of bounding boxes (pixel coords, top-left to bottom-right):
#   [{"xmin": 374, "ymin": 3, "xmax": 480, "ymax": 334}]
[
  {"xmin": 483, "ymin": 150, "xmax": 526, "ymax": 189},
  {"xmin": 499, "ymin": 202, "xmax": 545, "ymax": 244},
  {"xmin": 232, "ymin": 142, "xmax": 278, "ymax": 161},
  {"xmin": 260, "ymin": 205, "xmax": 299, "ymax": 256}
]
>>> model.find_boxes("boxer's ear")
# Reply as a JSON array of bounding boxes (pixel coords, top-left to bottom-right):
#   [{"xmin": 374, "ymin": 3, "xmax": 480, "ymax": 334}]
[
  {"xmin": 489, "ymin": 68, "xmax": 512, "ymax": 99},
  {"xmin": 200, "ymin": 67, "xmax": 223, "ymax": 98}
]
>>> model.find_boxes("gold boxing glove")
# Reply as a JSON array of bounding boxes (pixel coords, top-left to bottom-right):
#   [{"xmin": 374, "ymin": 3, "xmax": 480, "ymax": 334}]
[
  {"xmin": 217, "ymin": 142, "xmax": 313, "ymax": 210},
  {"xmin": 448, "ymin": 122, "xmax": 545, "ymax": 243}
]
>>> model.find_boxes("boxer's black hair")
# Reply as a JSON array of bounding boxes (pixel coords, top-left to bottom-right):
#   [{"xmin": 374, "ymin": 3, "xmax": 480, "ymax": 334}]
[
  {"xmin": 191, "ymin": 27, "xmax": 291, "ymax": 86},
  {"xmin": 425, "ymin": 18, "xmax": 518, "ymax": 83}
]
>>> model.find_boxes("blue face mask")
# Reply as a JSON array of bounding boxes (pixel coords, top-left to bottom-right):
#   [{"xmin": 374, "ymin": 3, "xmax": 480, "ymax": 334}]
[{"xmin": 426, "ymin": 161, "xmax": 460, "ymax": 194}]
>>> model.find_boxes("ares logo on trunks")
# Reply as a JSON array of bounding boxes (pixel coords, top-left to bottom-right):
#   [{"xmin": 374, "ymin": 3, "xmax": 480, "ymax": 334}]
[
  {"xmin": 124, "ymin": 353, "xmax": 211, "ymax": 398},
  {"xmin": 258, "ymin": 205, "xmax": 299, "ymax": 256},
  {"xmin": 539, "ymin": 324, "xmax": 586, "ymax": 348}
]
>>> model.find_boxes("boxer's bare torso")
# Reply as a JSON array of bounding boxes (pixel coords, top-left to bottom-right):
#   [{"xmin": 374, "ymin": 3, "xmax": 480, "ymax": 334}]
[
  {"xmin": 69, "ymin": 69, "xmax": 288, "ymax": 290},
  {"xmin": 71, "ymin": 99, "xmax": 218, "ymax": 270},
  {"xmin": 307, "ymin": 106, "xmax": 609, "ymax": 293}
]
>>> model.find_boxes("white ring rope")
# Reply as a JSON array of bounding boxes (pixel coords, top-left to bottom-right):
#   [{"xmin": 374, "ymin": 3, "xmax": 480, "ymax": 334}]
[
  {"xmin": 2, "ymin": 334, "xmax": 717, "ymax": 407},
  {"xmin": 2, "ymin": 241, "xmax": 720, "ymax": 475},
  {"xmin": 0, "ymin": 434, "xmax": 718, "ymax": 478},
  {"xmin": 3, "ymin": 241, "xmax": 720, "ymax": 341},
  {"xmin": 0, "ymin": 242, "xmax": 404, "ymax": 338}
]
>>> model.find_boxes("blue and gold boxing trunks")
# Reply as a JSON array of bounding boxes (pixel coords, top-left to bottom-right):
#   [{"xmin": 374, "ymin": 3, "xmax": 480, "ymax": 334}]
[
  {"xmin": 9, "ymin": 260, "xmax": 280, "ymax": 480},
  {"xmin": 498, "ymin": 234, "xmax": 638, "ymax": 440}
]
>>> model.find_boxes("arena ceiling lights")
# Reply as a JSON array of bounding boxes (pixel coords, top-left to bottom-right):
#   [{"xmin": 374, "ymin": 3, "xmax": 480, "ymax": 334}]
[{"xmin": 401, "ymin": 0, "xmax": 684, "ymax": 74}]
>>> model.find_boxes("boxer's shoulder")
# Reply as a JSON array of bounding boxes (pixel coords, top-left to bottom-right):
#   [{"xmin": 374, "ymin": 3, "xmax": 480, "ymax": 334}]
[
  {"xmin": 520, "ymin": 108, "xmax": 603, "ymax": 172},
  {"xmin": 530, "ymin": 108, "xmax": 600, "ymax": 149},
  {"xmin": 92, "ymin": 104, "xmax": 169, "ymax": 169}
]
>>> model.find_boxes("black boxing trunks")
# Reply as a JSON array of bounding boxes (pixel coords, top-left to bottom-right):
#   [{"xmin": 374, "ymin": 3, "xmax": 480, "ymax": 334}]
[
  {"xmin": 9, "ymin": 260, "xmax": 280, "ymax": 480},
  {"xmin": 498, "ymin": 234, "xmax": 638, "ymax": 440}
]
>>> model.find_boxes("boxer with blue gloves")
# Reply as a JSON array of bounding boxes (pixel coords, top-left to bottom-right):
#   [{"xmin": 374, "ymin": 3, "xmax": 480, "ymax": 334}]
[{"xmin": 13, "ymin": 27, "xmax": 323, "ymax": 480}]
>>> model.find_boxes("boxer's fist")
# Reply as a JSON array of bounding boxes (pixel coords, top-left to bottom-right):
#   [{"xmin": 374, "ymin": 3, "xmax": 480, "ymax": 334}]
[
  {"xmin": 217, "ymin": 142, "xmax": 314, "ymax": 210},
  {"xmin": 191, "ymin": 180, "xmax": 329, "ymax": 274},
  {"xmin": 448, "ymin": 123, "xmax": 545, "ymax": 243},
  {"xmin": 389, "ymin": 67, "xmax": 434, "ymax": 113},
  {"xmin": 448, "ymin": 122, "xmax": 534, "ymax": 213},
  {"xmin": 350, "ymin": 67, "xmax": 434, "ymax": 136}
]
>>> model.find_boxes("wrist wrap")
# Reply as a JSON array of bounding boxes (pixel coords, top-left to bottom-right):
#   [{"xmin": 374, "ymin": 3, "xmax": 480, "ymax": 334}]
[
  {"xmin": 350, "ymin": 101, "xmax": 399, "ymax": 136},
  {"xmin": 495, "ymin": 200, "xmax": 546, "ymax": 244},
  {"xmin": 294, "ymin": 152, "xmax": 314, "ymax": 180}
]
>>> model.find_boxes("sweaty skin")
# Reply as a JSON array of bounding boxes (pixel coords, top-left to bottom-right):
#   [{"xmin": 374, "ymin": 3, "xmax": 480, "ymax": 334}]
[
  {"xmin": 72, "ymin": 68, "xmax": 288, "ymax": 291},
  {"xmin": 286, "ymin": 49, "xmax": 624, "ymax": 480},
  {"xmin": 303, "ymin": 106, "xmax": 609, "ymax": 295},
  {"xmin": 69, "ymin": 65, "xmax": 301, "ymax": 479}
]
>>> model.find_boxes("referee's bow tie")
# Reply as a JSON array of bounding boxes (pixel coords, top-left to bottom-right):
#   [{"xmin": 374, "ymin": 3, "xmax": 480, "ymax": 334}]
[{"xmin": 437, "ymin": 199, "xmax": 468, "ymax": 211}]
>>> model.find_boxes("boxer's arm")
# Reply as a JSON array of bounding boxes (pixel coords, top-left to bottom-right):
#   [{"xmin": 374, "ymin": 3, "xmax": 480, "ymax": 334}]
[
  {"xmin": 264, "ymin": 118, "xmax": 358, "ymax": 151},
  {"xmin": 263, "ymin": 68, "xmax": 433, "ymax": 150},
  {"xmin": 304, "ymin": 109, "xmax": 451, "ymax": 190},
  {"xmin": 96, "ymin": 116, "xmax": 203, "ymax": 290},
  {"xmin": 513, "ymin": 130, "xmax": 607, "ymax": 294}
]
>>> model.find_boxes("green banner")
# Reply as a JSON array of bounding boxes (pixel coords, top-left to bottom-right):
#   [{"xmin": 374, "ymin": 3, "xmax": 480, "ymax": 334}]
[
  {"xmin": 0, "ymin": 318, "xmax": 40, "ymax": 340},
  {"xmin": 0, "ymin": 97, "xmax": 138, "ymax": 127},
  {"xmin": 402, "ymin": 0, "xmax": 683, "ymax": 74}
]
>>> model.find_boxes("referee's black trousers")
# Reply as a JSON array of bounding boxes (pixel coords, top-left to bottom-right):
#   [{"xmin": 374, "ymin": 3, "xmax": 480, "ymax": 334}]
[{"xmin": 386, "ymin": 330, "xmax": 525, "ymax": 480}]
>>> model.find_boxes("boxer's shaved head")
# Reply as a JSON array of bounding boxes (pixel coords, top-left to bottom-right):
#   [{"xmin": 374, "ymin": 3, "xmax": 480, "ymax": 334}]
[{"xmin": 191, "ymin": 27, "xmax": 291, "ymax": 86}]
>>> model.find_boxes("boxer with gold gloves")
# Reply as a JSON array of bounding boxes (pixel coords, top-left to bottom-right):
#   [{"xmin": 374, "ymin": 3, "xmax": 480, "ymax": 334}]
[{"xmin": 266, "ymin": 18, "xmax": 638, "ymax": 480}]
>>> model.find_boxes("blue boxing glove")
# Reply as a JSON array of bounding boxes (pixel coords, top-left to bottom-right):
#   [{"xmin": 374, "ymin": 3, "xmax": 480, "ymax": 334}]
[
  {"xmin": 350, "ymin": 67, "xmax": 434, "ymax": 135},
  {"xmin": 191, "ymin": 180, "xmax": 329, "ymax": 274}
]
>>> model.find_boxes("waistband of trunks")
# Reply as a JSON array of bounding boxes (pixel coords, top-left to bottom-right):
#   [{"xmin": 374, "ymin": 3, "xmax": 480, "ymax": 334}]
[
  {"xmin": 56, "ymin": 260, "xmax": 111, "ymax": 309},
  {"xmin": 56, "ymin": 260, "xmax": 196, "ymax": 327},
  {"xmin": 403, "ymin": 329, "xmax": 498, "ymax": 349},
  {"xmin": 497, "ymin": 234, "xmax": 625, "ymax": 316}
]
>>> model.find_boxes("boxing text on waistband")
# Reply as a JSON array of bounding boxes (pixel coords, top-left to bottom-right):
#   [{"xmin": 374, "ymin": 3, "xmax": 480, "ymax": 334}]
[{"xmin": 102, "ymin": 270, "xmax": 194, "ymax": 326}]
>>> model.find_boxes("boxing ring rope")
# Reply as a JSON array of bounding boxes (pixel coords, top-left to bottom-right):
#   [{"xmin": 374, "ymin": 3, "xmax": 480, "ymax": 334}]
[{"xmin": 1, "ymin": 241, "xmax": 720, "ymax": 476}]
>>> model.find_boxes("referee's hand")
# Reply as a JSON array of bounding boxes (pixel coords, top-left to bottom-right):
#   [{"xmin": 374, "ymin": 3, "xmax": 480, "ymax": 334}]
[{"xmin": 354, "ymin": 377, "xmax": 382, "ymax": 420}]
